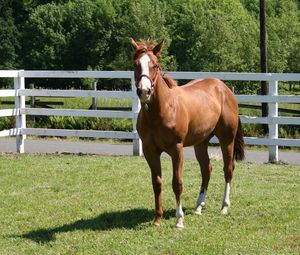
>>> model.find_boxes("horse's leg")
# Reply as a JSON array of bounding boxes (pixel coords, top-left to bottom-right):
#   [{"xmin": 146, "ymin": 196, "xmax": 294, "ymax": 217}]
[
  {"xmin": 219, "ymin": 140, "xmax": 235, "ymax": 215},
  {"xmin": 171, "ymin": 143, "xmax": 184, "ymax": 228},
  {"xmin": 194, "ymin": 140, "xmax": 212, "ymax": 215},
  {"xmin": 143, "ymin": 148, "xmax": 163, "ymax": 226}
]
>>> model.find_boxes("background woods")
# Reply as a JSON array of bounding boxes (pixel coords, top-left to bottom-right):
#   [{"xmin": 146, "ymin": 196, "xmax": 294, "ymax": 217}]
[
  {"xmin": 0, "ymin": 0, "xmax": 299, "ymax": 143},
  {"xmin": 0, "ymin": 0, "xmax": 299, "ymax": 91}
]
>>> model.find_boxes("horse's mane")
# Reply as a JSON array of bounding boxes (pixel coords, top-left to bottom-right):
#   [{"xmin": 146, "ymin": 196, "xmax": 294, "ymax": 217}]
[
  {"xmin": 162, "ymin": 75, "xmax": 177, "ymax": 88},
  {"xmin": 135, "ymin": 39, "xmax": 156, "ymax": 51}
]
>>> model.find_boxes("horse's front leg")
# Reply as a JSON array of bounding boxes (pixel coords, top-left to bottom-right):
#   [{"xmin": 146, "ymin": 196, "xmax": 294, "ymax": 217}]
[
  {"xmin": 143, "ymin": 148, "xmax": 163, "ymax": 226},
  {"xmin": 171, "ymin": 143, "xmax": 184, "ymax": 228},
  {"xmin": 194, "ymin": 141, "xmax": 212, "ymax": 215}
]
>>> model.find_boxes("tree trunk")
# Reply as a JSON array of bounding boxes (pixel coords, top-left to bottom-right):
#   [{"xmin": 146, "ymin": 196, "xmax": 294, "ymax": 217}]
[{"xmin": 260, "ymin": 0, "xmax": 269, "ymax": 134}]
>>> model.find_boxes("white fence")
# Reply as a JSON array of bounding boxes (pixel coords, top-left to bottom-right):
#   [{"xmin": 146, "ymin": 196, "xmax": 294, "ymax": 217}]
[{"xmin": 0, "ymin": 70, "xmax": 300, "ymax": 162}]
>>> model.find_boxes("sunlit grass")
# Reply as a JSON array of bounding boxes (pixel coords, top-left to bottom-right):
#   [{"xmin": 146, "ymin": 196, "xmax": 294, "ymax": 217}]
[{"xmin": 0, "ymin": 155, "xmax": 299, "ymax": 254}]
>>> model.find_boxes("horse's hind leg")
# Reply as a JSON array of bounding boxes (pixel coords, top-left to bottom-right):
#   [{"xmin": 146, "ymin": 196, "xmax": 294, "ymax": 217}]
[
  {"xmin": 194, "ymin": 140, "xmax": 212, "ymax": 215},
  {"xmin": 219, "ymin": 140, "xmax": 235, "ymax": 215}
]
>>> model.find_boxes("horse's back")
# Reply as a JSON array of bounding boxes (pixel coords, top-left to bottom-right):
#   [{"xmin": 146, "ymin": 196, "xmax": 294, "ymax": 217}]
[
  {"xmin": 182, "ymin": 78, "xmax": 238, "ymax": 110},
  {"xmin": 182, "ymin": 78, "xmax": 229, "ymax": 93}
]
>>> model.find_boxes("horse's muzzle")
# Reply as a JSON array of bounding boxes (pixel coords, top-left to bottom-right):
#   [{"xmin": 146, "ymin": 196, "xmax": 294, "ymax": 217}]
[
  {"xmin": 136, "ymin": 87, "xmax": 143, "ymax": 97},
  {"xmin": 136, "ymin": 87, "xmax": 151, "ymax": 102}
]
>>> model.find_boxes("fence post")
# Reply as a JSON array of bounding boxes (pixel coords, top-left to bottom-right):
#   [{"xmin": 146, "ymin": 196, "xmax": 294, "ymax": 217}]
[
  {"xmin": 131, "ymin": 77, "xmax": 142, "ymax": 156},
  {"xmin": 92, "ymin": 81, "xmax": 97, "ymax": 110},
  {"xmin": 268, "ymin": 80, "xmax": 278, "ymax": 162},
  {"xmin": 14, "ymin": 70, "xmax": 26, "ymax": 153},
  {"xmin": 30, "ymin": 83, "xmax": 35, "ymax": 108}
]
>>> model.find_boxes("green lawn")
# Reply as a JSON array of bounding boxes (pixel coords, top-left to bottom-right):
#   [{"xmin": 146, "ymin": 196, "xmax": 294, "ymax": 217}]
[{"xmin": 0, "ymin": 155, "xmax": 299, "ymax": 254}]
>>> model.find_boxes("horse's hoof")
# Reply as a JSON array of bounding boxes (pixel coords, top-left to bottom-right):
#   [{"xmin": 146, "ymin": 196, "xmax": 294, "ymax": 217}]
[
  {"xmin": 175, "ymin": 217, "xmax": 184, "ymax": 228},
  {"xmin": 221, "ymin": 207, "xmax": 229, "ymax": 215},
  {"xmin": 153, "ymin": 217, "xmax": 161, "ymax": 226},
  {"xmin": 153, "ymin": 221, "xmax": 160, "ymax": 227},
  {"xmin": 195, "ymin": 204, "xmax": 203, "ymax": 215}
]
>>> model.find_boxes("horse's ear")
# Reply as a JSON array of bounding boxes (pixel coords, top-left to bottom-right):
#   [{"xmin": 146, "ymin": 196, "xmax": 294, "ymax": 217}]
[
  {"xmin": 130, "ymin": 38, "xmax": 138, "ymax": 51},
  {"xmin": 153, "ymin": 39, "xmax": 164, "ymax": 56}
]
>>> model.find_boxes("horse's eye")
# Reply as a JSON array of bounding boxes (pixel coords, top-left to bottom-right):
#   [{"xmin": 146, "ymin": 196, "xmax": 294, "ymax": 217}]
[{"xmin": 152, "ymin": 64, "xmax": 158, "ymax": 69}]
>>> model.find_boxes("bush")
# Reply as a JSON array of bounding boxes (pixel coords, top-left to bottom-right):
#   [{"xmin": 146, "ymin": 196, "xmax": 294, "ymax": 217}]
[
  {"xmin": 0, "ymin": 116, "xmax": 14, "ymax": 130},
  {"xmin": 44, "ymin": 116, "xmax": 132, "ymax": 132}
]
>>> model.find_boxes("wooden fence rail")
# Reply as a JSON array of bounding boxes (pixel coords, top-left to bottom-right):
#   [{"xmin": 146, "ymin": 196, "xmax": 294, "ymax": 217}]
[{"xmin": 0, "ymin": 70, "xmax": 299, "ymax": 162}]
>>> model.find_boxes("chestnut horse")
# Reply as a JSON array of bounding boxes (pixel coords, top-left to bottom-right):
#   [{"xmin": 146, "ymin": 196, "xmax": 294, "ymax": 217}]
[{"xmin": 131, "ymin": 39, "xmax": 245, "ymax": 228}]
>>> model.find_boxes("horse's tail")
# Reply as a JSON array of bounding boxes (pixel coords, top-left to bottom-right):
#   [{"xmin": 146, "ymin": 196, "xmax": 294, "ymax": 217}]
[{"xmin": 234, "ymin": 118, "xmax": 245, "ymax": 161}]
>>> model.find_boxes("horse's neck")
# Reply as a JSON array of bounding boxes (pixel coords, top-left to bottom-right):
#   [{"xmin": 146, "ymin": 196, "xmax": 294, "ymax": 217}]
[
  {"xmin": 152, "ymin": 75, "xmax": 172, "ymax": 110},
  {"xmin": 141, "ymin": 74, "xmax": 175, "ymax": 117}
]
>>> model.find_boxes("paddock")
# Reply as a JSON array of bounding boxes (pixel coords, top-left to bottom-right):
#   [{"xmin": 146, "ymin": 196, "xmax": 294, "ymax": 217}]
[
  {"xmin": 0, "ymin": 70, "xmax": 299, "ymax": 252},
  {"xmin": 0, "ymin": 154, "xmax": 299, "ymax": 254},
  {"xmin": 0, "ymin": 70, "xmax": 300, "ymax": 163}
]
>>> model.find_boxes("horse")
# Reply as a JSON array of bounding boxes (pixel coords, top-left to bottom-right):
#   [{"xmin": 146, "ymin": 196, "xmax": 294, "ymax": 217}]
[{"xmin": 131, "ymin": 38, "xmax": 245, "ymax": 228}]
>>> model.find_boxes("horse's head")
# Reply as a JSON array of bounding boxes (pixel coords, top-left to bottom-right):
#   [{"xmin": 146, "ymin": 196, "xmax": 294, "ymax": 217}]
[{"xmin": 131, "ymin": 38, "xmax": 164, "ymax": 103}]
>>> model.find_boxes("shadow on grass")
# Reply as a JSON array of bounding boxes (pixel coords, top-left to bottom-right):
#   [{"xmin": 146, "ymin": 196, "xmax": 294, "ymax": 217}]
[{"xmin": 18, "ymin": 208, "xmax": 174, "ymax": 244}]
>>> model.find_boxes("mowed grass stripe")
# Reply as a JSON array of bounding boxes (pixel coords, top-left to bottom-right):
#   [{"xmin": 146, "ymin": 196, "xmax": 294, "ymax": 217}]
[{"xmin": 0, "ymin": 155, "xmax": 299, "ymax": 254}]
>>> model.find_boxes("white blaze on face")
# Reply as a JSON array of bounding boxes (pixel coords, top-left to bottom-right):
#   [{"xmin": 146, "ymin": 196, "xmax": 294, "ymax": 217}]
[{"xmin": 139, "ymin": 54, "xmax": 152, "ymax": 91}]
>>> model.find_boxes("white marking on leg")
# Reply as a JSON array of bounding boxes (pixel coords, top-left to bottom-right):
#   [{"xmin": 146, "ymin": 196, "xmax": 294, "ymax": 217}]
[
  {"xmin": 195, "ymin": 188, "xmax": 206, "ymax": 215},
  {"xmin": 221, "ymin": 182, "xmax": 231, "ymax": 215},
  {"xmin": 175, "ymin": 203, "xmax": 184, "ymax": 228}
]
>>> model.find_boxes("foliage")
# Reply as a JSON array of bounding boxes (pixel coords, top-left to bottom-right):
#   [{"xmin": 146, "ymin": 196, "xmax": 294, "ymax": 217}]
[
  {"xmin": 0, "ymin": 0, "xmax": 20, "ymax": 69},
  {"xmin": 0, "ymin": 155, "xmax": 299, "ymax": 254},
  {"xmin": 168, "ymin": 0, "xmax": 260, "ymax": 73},
  {"xmin": 43, "ymin": 116, "xmax": 131, "ymax": 132},
  {"xmin": 25, "ymin": 97, "xmax": 132, "ymax": 132},
  {"xmin": 0, "ymin": 116, "xmax": 14, "ymax": 130},
  {"xmin": 110, "ymin": 0, "xmax": 176, "ymax": 71},
  {"xmin": 0, "ymin": 0, "xmax": 21, "ymax": 87},
  {"xmin": 0, "ymin": 0, "xmax": 299, "ymax": 91},
  {"xmin": 22, "ymin": 0, "xmax": 116, "ymax": 89},
  {"xmin": 268, "ymin": 0, "xmax": 300, "ymax": 73}
]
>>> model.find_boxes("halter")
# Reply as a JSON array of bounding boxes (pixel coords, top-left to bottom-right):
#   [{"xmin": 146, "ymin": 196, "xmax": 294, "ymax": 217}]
[{"xmin": 136, "ymin": 62, "xmax": 161, "ymax": 90}]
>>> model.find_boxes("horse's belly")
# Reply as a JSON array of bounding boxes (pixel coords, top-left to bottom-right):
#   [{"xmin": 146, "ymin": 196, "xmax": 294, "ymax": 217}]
[
  {"xmin": 182, "ymin": 116, "xmax": 218, "ymax": 146},
  {"xmin": 183, "ymin": 129, "xmax": 214, "ymax": 147}
]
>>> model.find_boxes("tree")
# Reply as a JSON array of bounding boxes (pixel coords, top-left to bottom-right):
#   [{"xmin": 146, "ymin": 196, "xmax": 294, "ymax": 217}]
[
  {"xmin": 1, "ymin": 0, "xmax": 299, "ymax": 91},
  {"xmin": 267, "ymin": 0, "xmax": 300, "ymax": 73},
  {"xmin": 22, "ymin": 0, "xmax": 116, "ymax": 88},
  {"xmin": 109, "ymin": 0, "xmax": 175, "ymax": 71},
  {"xmin": 0, "ymin": 0, "xmax": 21, "ymax": 87},
  {"xmin": 242, "ymin": 0, "xmax": 300, "ymax": 73},
  {"xmin": 0, "ymin": 0, "xmax": 20, "ymax": 70},
  {"xmin": 62, "ymin": 0, "xmax": 116, "ymax": 70},
  {"xmin": 260, "ymin": 0, "xmax": 269, "ymax": 133},
  {"xmin": 23, "ymin": 3, "xmax": 66, "ymax": 70},
  {"xmin": 167, "ymin": 0, "xmax": 260, "ymax": 92}
]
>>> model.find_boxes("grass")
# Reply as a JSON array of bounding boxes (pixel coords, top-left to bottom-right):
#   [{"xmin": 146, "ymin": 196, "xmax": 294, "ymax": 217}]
[
  {"xmin": 0, "ymin": 154, "xmax": 299, "ymax": 254},
  {"xmin": 0, "ymin": 97, "xmax": 132, "ymax": 110}
]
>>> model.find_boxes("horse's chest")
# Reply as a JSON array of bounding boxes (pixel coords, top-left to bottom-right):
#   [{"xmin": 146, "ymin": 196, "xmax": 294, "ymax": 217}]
[{"xmin": 137, "ymin": 110, "xmax": 187, "ymax": 149}]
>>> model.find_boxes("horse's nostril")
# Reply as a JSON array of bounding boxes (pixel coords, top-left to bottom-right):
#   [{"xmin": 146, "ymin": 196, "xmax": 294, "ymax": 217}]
[
  {"xmin": 136, "ymin": 88, "xmax": 142, "ymax": 97},
  {"xmin": 147, "ymin": 88, "xmax": 151, "ymax": 95}
]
